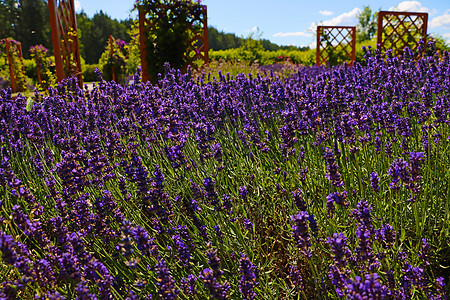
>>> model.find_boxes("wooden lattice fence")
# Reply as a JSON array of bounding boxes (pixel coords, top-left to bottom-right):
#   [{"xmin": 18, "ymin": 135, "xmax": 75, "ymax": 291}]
[
  {"xmin": 377, "ymin": 11, "xmax": 428, "ymax": 56},
  {"xmin": 316, "ymin": 26, "xmax": 356, "ymax": 67}
]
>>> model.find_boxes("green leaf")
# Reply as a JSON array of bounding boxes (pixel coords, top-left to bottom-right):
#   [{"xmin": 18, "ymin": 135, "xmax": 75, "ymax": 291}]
[{"xmin": 26, "ymin": 97, "xmax": 33, "ymax": 112}]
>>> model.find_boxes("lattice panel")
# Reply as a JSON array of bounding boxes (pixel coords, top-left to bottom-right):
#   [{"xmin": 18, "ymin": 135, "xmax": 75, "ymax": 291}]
[
  {"xmin": 138, "ymin": 3, "xmax": 209, "ymax": 82},
  {"xmin": 5, "ymin": 39, "xmax": 26, "ymax": 93},
  {"xmin": 377, "ymin": 11, "xmax": 428, "ymax": 56},
  {"xmin": 48, "ymin": 0, "xmax": 83, "ymax": 87},
  {"xmin": 316, "ymin": 26, "xmax": 356, "ymax": 67}
]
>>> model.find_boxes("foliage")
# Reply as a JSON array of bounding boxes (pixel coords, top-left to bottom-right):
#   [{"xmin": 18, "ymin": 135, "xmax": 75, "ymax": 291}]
[
  {"xmin": 210, "ymin": 46, "xmax": 315, "ymax": 66},
  {"xmin": 0, "ymin": 0, "xmax": 51, "ymax": 59},
  {"xmin": 428, "ymin": 34, "xmax": 450, "ymax": 52},
  {"xmin": 99, "ymin": 37, "xmax": 128, "ymax": 83},
  {"xmin": 193, "ymin": 59, "xmax": 261, "ymax": 79},
  {"xmin": 82, "ymin": 63, "xmax": 100, "ymax": 82},
  {"xmin": 208, "ymin": 26, "xmax": 243, "ymax": 50},
  {"xmin": 76, "ymin": 11, "xmax": 133, "ymax": 64},
  {"xmin": 125, "ymin": 21, "xmax": 141, "ymax": 76},
  {"xmin": 29, "ymin": 44, "xmax": 56, "ymax": 91},
  {"xmin": 0, "ymin": 38, "xmax": 27, "ymax": 92},
  {"xmin": 356, "ymin": 6, "xmax": 378, "ymax": 43}
]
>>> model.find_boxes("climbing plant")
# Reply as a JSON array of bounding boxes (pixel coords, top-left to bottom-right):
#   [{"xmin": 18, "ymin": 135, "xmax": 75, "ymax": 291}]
[{"xmin": 29, "ymin": 44, "xmax": 56, "ymax": 92}]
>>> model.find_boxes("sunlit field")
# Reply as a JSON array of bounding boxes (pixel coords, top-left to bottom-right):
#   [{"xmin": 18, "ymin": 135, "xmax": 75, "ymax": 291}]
[{"xmin": 0, "ymin": 46, "xmax": 449, "ymax": 299}]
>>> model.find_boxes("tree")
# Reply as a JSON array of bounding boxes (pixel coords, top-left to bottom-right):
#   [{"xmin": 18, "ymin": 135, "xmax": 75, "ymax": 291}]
[
  {"xmin": 356, "ymin": 6, "xmax": 378, "ymax": 43},
  {"xmin": 77, "ymin": 10, "xmax": 131, "ymax": 64},
  {"xmin": 0, "ymin": 0, "xmax": 51, "ymax": 57},
  {"xmin": 76, "ymin": 11, "xmax": 92, "ymax": 63},
  {"xmin": 0, "ymin": 0, "xmax": 20, "ymax": 39}
]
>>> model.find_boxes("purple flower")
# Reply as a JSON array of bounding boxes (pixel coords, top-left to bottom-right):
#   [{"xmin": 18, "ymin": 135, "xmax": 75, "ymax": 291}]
[
  {"xmin": 323, "ymin": 147, "xmax": 344, "ymax": 187},
  {"xmin": 388, "ymin": 158, "xmax": 411, "ymax": 190},
  {"xmin": 327, "ymin": 232, "xmax": 353, "ymax": 268},
  {"xmin": 239, "ymin": 185, "xmax": 248, "ymax": 201},
  {"xmin": 290, "ymin": 211, "xmax": 311, "ymax": 257},
  {"xmin": 344, "ymin": 273, "xmax": 387, "ymax": 299},
  {"xmin": 289, "ymin": 265, "xmax": 303, "ymax": 290},
  {"xmin": 375, "ymin": 223, "xmax": 396, "ymax": 249},
  {"xmin": 292, "ymin": 189, "xmax": 306, "ymax": 211},
  {"xmin": 155, "ymin": 258, "xmax": 179, "ymax": 300},
  {"xmin": 180, "ymin": 274, "xmax": 197, "ymax": 295},
  {"xmin": 206, "ymin": 243, "xmax": 223, "ymax": 278},
  {"xmin": 200, "ymin": 268, "xmax": 230, "ymax": 300},
  {"xmin": 326, "ymin": 191, "xmax": 348, "ymax": 217},
  {"xmin": 204, "ymin": 177, "xmax": 220, "ymax": 209},
  {"xmin": 173, "ymin": 234, "xmax": 191, "ymax": 268},
  {"xmin": 370, "ymin": 172, "xmax": 380, "ymax": 192},
  {"xmin": 239, "ymin": 254, "xmax": 259, "ymax": 300}
]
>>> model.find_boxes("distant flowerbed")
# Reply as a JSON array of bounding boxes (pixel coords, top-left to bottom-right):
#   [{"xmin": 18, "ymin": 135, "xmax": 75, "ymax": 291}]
[{"xmin": 0, "ymin": 46, "xmax": 449, "ymax": 299}]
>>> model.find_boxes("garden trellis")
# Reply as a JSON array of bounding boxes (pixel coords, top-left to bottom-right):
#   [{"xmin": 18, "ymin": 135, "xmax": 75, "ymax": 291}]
[
  {"xmin": 377, "ymin": 11, "xmax": 428, "ymax": 56},
  {"xmin": 48, "ymin": 0, "xmax": 83, "ymax": 88},
  {"xmin": 4, "ymin": 38, "xmax": 26, "ymax": 93},
  {"xmin": 138, "ymin": 1, "xmax": 209, "ymax": 82},
  {"xmin": 316, "ymin": 26, "xmax": 356, "ymax": 67}
]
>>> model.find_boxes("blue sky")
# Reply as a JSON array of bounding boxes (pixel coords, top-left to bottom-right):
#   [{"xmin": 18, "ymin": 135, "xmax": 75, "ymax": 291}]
[{"xmin": 75, "ymin": 0, "xmax": 450, "ymax": 47}]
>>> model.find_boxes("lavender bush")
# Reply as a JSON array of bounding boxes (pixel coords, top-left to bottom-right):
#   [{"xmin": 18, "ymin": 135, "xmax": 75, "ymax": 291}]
[{"xmin": 0, "ymin": 44, "xmax": 449, "ymax": 299}]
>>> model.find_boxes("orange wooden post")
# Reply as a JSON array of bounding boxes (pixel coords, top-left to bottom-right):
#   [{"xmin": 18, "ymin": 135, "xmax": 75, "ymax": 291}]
[
  {"xmin": 109, "ymin": 35, "xmax": 116, "ymax": 82},
  {"xmin": 316, "ymin": 26, "xmax": 322, "ymax": 67},
  {"xmin": 5, "ymin": 39, "xmax": 17, "ymax": 92},
  {"xmin": 48, "ymin": 0, "xmax": 83, "ymax": 88},
  {"xmin": 316, "ymin": 26, "xmax": 356, "ymax": 66},
  {"xmin": 48, "ymin": 0, "xmax": 64, "ymax": 83},
  {"xmin": 36, "ymin": 62, "xmax": 42, "ymax": 85},
  {"xmin": 138, "ymin": 7, "xmax": 150, "ymax": 83},
  {"xmin": 377, "ymin": 11, "xmax": 428, "ymax": 56}
]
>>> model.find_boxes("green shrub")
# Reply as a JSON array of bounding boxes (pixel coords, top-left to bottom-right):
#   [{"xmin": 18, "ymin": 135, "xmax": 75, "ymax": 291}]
[
  {"xmin": 99, "ymin": 37, "xmax": 128, "ymax": 84},
  {"xmin": 83, "ymin": 63, "xmax": 100, "ymax": 82},
  {"xmin": 125, "ymin": 21, "xmax": 141, "ymax": 76}
]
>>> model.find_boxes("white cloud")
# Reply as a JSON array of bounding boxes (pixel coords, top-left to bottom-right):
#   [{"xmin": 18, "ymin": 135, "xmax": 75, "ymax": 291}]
[
  {"xmin": 273, "ymin": 31, "xmax": 312, "ymax": 37},
  {"xmin": 443, "ymin": 33, "xmax": 450, "ymax": 44},
  {"xmin": 246, "ymin": 26, "xmax": 259, "ymax": 33},
  {"xmin": 74, "ymin": 0, "xmax": 81, "ymax": 12},
  {"xmin": 389, "ymin": 1, "xmax": 428, "ymax": 13},
  {"xmin": 430, "ymin": 11, "xmax": 450, "ymax": 28},
  {"xmin": 318, "ymin": 7, "xmax": 361, "ymax": 27},
  {"xmin": 319, "ymin": 10, "xmax": 334, "ymax": 16}
]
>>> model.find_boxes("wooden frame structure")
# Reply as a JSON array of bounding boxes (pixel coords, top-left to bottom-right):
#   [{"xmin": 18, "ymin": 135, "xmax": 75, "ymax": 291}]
[
  {"xmin": 377, "ymin": 11, "xmax": 428, "ymax": 56},
  {"xmin": 4, "ymin": 39, "xmax": 26, "ymax": 93},
  {"xmin": 48, "ymin": 0, "xmax": 83, "ymax": 87},
  {"xmin": 316, "ymin": 26, "xmax": 356, "ymax": 67},
  {"xmin": 138, "ymin": 3, "xmax": 209, "ymax": 82}
]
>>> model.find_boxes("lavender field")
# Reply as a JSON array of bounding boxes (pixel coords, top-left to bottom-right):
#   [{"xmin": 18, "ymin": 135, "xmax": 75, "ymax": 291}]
[{"xmin": 0, "ymin": 45, "xmax": 449, "ymax": 299}]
